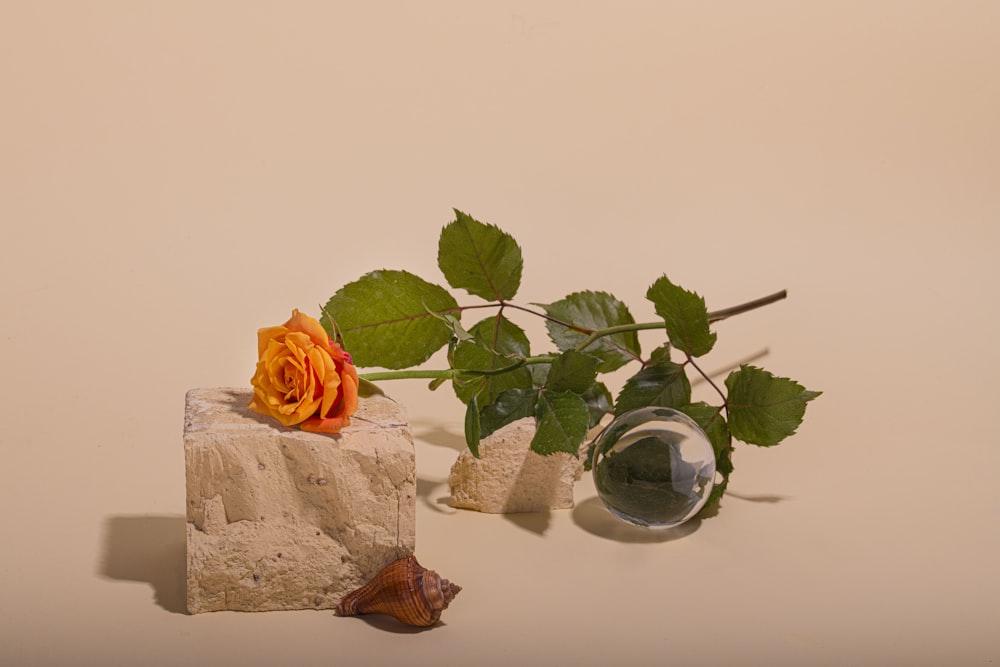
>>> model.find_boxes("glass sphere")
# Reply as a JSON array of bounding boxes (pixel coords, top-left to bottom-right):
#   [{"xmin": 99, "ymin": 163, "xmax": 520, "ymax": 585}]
[{"xmin": 590, "ymin": 407, "xmax": 716, "ymax": 528}]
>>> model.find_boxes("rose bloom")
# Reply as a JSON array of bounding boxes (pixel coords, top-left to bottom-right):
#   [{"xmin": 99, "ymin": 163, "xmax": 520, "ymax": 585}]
[{"xmin": 249, "ymin": 309, "xmax": 359, "ymax": 433}]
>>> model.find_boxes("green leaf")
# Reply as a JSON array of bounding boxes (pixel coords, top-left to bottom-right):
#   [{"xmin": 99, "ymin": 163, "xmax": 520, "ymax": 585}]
[
  {"xmin": 725, "ymin": 365, "xmax": 821, "ymax": 446},
  {"xmin": 425, "ymin": 308, "xmax": 476, "ymax": 343},
  {"xmin": 614, "ymin": 360, "xmax": 691, "ymax": 416},
  {"xmin": 323, "ymin": 270, "xmax": 458, "ymax": 369},
  {"xmin": 544, "ymin": 350, "xmax": 599, "ymax": 394},
  {"xmin": 648, "ymin": 344, "xmax": 672, "ymax": 365},
  {"xmin": 464, "ymin": 394, "xmax": 482, "ymax": 458},
  {"xmin": 540, "ymin": 291, "xmax": 640, "ymax": 372},
  {"xmin": 531, "ymin": 390, "xmax": 590, "ymax": 456},
  {"xmin": 479, "ymin": 388, "xmax": 538, "ymax": 438},
  {"xmin": 700, "ymin": 476, "xmax": 729, "ymax": 517},
  {"xmin": 357, "ymin": 378, "xmax": 386, "ymax": 398},
  {"xmin": 646, "ymin": 276, "xmax": 717, "ymax": 357},
  {"xmin": 452, "ymin": 373, "xmax": 487, "ymax": 400},
  {"xmin": 452, "ymin": 315, "xmax": 533, "ymax": 404},
  {"xmin": 580, "ymin": 381, "xmax": 613, "ymax": 428},
  {"xmin": 679, "ymin": 402, "xmax": 732, "ymax": 476},
  {"xmin": 528, "ymin": 361, "xmax": 551, "ymax": 388},
  {"xmin": 438, "ymin": 210, "xmax": 523, "ymax": 301},
  {"xmin": 319, "ymin": 303, "xmax": 344, "ymax": 347}
]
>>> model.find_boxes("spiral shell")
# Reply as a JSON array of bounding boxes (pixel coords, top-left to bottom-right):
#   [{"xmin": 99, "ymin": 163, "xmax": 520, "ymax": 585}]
[{"xmin": 335, "ymin": 554, "xmax": 461, "ymax": 627}]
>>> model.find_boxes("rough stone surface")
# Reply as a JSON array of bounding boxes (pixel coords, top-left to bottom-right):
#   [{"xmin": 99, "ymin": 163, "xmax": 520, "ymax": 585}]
[
  {"xmin": 448, "ymin": 418, "xmax": 584, "ymax": 513},
  {"xmin": 184, "ymin": 387, "xmax": 415, "ymax": 614}
]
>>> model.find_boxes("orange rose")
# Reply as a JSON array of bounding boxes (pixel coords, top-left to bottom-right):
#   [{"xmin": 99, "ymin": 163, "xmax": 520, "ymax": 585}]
[{"xmin": 249, "ymin": 309, "xmax": 359, "ymax": 433}]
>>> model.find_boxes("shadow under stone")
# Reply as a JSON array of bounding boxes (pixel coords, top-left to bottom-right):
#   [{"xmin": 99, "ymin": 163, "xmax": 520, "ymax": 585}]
[
  {"xmin": 411, "ymin": 422, "xmax": 468, "ymax": 453},
  {"xmin": 503, "ymin": 509, "xmax": 552, "ymax": 536},
  {"xmin": 99, "ymin": 515, "xmax": 187, "ymax": 614}
]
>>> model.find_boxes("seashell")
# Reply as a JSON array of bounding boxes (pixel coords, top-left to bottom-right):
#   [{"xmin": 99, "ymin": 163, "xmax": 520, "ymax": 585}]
[{"xmin": 335, "ymin": 554, "xmax": 461, "ymax": 627}]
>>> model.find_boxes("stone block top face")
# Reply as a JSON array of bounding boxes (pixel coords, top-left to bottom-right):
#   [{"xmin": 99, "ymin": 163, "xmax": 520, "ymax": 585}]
[
  {"xmin": 184, "ymin": 387, "xmax": 410, "ymax": 441},
  {"xmin": 184, "ymin": 388, "xmax": 416, "ymax": 613}
]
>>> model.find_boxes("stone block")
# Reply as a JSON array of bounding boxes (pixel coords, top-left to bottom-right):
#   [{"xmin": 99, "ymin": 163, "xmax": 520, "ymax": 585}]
[
  {"xmin": 448, "ymin": 418, "xmax": 584, "ymax": 513},
  {"xmin": 184, "ymin": 387, "xmax": 415, "ymax": 613}
]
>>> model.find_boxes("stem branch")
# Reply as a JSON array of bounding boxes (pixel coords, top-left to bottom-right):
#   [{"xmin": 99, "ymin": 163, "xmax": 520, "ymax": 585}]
[
  {"xmin": 572, "ymin": 322, "xmax": 665, "ymax": 353},
  {"xmin": 573, "ymin": 289, "xmax": 787, "ymax": 353},
  {"xmin": 359, "ymin": 354, "xmax": 557, "ymax": 383},
  {"xmin": 501, "ymin": 301, "xmax": 595, "ymax": 334},
  {"xmin": 685, "ymin": 355, "xmax": 728, "ymax": 407},
  {"xmin": 360, "ymin": 290, "xmax": 787, "ymax": 383},
  {"xmin": 707, "ymin": 289, "xmax": 787, "ymax": 323},
  {"xmin": 360, "ymin": 369, "xmax": 456, "ymax": 382}
]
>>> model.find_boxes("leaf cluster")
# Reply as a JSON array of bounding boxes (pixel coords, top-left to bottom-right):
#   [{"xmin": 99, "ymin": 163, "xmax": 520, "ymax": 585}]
[{"xmin": 322, "ymin": 210, "xmax": 820, "ymax": 514}]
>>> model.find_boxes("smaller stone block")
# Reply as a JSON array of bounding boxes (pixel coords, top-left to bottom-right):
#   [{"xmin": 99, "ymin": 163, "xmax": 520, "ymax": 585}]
[
  {"xmin": 184, "ymin": 388, "xmax": 415, "ymax": 613},
  {"xmin": 448, "ymin": 418, "xmax": 584, "ymax": 513}
]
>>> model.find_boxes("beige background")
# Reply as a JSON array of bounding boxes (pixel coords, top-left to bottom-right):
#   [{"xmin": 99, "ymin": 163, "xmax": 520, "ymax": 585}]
[{"xmin": 2, "ymin": 2, "xmax": 998, "ymax": 665}]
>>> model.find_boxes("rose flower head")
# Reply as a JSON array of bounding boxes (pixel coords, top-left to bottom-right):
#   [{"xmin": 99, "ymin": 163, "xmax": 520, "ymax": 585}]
[{"xmin": 249, "ymin": 309, "xmax": 359, "ymax": 434}]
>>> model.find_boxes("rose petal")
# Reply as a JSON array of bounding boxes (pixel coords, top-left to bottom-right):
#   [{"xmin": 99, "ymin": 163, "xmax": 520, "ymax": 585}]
[
  {"xmin": 338, "ymin": 366, "xmax": 359, "ymax": 419},
  {"xmin": 300, "ymin": 414, "xmax": 347, "ymax": 433},
  {"xmin": 305, "ymin": 345, "xmax": 334, "ymax": 394},
  {"xmin": 257, "ymin": 324, "xmax": 288, "ymax": 357},
  {"xmin": 284, "ymin": 309, "xmax": 332, "ymax": 349},
  {"xmin": 250, "ymin": 309, "xmax": 361, "ymax": 434}
]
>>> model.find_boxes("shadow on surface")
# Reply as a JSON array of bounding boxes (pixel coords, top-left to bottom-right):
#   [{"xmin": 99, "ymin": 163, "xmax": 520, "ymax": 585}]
[
  {"xmin": 503, "ymin": 510, "xmax": 552, "ymax": 536},
  {"xmin": 416, "ymin": 476, "xmax": 458, "ymax": 514},
  {"xmin": 339, "ymin": 613, "xmax": 444, "ymax": 634},
  {"xmin": 100, "ymin": 515, "xmax": 187, "ymax": 614},
  {"xmin": 726, "ymin": 491, "xmax": 790, "ymax": 503},
  {"xmin": 572, "ymin": 496, "xmax": 701, "ymax": 543},
  {"xmin": 411, "ymin": 421, "xmax": 467, "ymax": 452}
]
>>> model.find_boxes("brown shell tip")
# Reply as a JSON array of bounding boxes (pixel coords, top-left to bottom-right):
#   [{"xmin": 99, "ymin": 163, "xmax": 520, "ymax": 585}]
[{"xmin": 441, "ymin": 579, "xmax": 462, "ymax": 606}]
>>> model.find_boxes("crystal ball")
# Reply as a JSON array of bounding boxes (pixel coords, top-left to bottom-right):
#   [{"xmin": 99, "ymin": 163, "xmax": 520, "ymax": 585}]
[{"xmin": 590, "ymin": 407, "xmax": 716, "ymax": 528}]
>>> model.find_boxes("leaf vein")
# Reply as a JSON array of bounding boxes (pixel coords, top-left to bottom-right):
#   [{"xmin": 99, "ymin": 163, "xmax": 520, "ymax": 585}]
[
  {"xmin": 339, "ymin": 306, "xmax": 462, "ymax": 332},
  {"xmin": 461, "ymin": 222, "xmax": 501, "ymax": 301}
]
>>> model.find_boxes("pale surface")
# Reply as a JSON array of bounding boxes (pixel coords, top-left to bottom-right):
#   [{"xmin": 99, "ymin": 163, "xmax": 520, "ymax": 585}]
[
  {"xmin": 1, "ymin": 3, "xmax": 998, "ymax": 666},
  {"xmin": 184, "ymin": 388, "xmax": 415, "ymax": 613}
]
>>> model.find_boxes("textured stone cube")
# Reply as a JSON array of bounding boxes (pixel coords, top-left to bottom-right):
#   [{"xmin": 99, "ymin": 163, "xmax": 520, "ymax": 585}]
[
  {"xmin": 448, "ymin": 418, "xmax": 584, "ymax": 513},
  {"xmin": 184, "ymin": 387, "xmax": 415, "ymax": 614}
]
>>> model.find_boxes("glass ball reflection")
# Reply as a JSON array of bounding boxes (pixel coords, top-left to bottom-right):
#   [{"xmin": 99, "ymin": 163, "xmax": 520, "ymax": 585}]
[{"xmin": 590, "ymin": 407, "xmax": 716, "ymax": 528}]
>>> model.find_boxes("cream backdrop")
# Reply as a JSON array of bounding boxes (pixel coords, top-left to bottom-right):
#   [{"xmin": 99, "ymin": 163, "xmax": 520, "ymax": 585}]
[{"xmin": 2, "ymin": 2, "xmax": 998, "ymax": 666}]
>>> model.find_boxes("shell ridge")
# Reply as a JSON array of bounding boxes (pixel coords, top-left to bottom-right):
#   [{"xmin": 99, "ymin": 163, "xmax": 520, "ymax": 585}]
[{"xmin": 334, "ymin": 554, "xmax": 460, "ymax": 627}]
